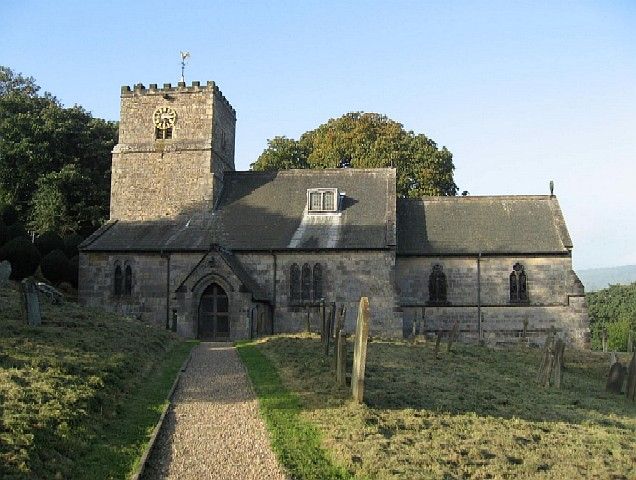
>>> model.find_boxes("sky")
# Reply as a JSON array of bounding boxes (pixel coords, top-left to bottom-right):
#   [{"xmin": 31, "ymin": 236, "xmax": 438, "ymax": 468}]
[{"xmin": 2, "ymin": 0, "xmax": 635, "ymax": 271}]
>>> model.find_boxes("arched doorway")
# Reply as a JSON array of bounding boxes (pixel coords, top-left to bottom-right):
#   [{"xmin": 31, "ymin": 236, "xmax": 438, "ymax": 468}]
[{"xmin": 198, "ymin": 283, "xmax": 230, "ymax": 340}]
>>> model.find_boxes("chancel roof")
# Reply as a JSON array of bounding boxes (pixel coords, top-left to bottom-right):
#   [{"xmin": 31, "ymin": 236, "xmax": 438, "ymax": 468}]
[
  {"xmin": 396, "ymin": 196, "xmax": 573, "ymax": 255},
  {"xmin": 81, "ymin": 169, "xmax": 397, "ymax": 252}
]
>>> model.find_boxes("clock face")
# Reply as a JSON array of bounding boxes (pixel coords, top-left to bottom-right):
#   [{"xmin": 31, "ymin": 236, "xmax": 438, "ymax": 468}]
[{"xmin": 153, "ymin": 106, "xmax": 177, "ymax": 130}]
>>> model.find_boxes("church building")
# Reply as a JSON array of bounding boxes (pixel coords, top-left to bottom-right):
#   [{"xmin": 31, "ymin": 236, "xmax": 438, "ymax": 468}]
[{"xmin": 78, "ymin": 81, "xmax": 589, "ymax": 347}]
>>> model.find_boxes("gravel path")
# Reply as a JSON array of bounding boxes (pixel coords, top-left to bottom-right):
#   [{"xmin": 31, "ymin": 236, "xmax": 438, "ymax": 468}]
[{"xmin": 141, "ymin": 343, "xmax": 287, "ymax": 480}]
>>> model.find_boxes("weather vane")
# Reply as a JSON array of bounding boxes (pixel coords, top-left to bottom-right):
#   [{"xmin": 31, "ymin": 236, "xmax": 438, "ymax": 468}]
[{"xmin": 180, "ymin": 51, "xmax": 191, "ymax": 83}]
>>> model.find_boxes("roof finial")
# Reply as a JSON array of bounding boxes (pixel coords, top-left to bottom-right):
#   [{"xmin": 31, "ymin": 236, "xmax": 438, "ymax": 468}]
[
  {"xmin": 549, "ymin": 180, "xmax": 554, "ymax": 197},
  {"xmin": 180, "ymin": 51, "xmax": 191, "ymax": 83}
]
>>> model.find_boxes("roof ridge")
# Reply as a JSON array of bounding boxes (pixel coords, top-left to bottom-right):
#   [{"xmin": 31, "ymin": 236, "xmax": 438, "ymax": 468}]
[
  {"xmin": 399, "ymin": 195, "xmax": 556, "ymax": 202},
  {"xmin": 226, "ymin": 168, "xmax": 395, "ymax": 176}
]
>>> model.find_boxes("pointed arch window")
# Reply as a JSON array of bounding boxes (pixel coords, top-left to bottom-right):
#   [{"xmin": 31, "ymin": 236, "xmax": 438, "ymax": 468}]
[
  {"xmin": 428, "ymin": 264, "xmax": 447, "ymax": 304},
  {"xmin": 114, "ymin": 264, "xmax": 123, "ymax": 296},
  {"xmin": 510, "ymin": 263, "xmax": 528, "ymax": 303},
  {"xmin": 301, "ymin": 263, "xmax": 312, "ymax": 301},
  {"xmin": 313, "ymin": 263, "xmax": 323, "ymax": 301},
  {"xmin": 124, "ymin": 265, "xmax": 133, "ymax": 296},
  {"xmin": 290, "ymin": 263, "xmax": 301, "ymax": 303}
]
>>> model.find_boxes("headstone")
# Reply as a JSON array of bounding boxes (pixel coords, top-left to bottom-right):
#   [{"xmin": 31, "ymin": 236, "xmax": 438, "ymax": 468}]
[
  {"xmin": 553, "ymin": 339, "xmax": 565, "ymax": 389},
  {"xmin": 434, "ymin": 329, "xmax": 443, "ymax": 358},
  {"xmin": 336, "ymin": 330, "xmax": 347, "ymax": 387},
  {"xmin": 0, "ymin": 260, "xmax": 11, "ymax": 286},
  {"xmin": 537, "ymin": 329, "xmax": 556, "ymax": 384},
  {"xmin": 447, "ymin": 319, "xmax": 460, "ymax": 353},
  {"xmin": 36, "ymin": 282, "xmax": 64, "ymax": 305},
  {"xmin": 320, "ymin": 300, "xmax": 326, "ymax": 343},
  {"xmin": 626, "ymin": 352, "xmax": 636, "ymax": 401},
  {"xmin": 351, "ymin": 297, "xmax": 370, "ymax": 403},
  {"xmin": 609, "ymin": 352, "xmax": 617, "ymax": 368},
  {"xmin": 20, "ymin": 278, "xmax": 41, "ymax": 327},
  {"xmin": 606, "ymin": 361, "xmax": 626, "ymax": 394}
]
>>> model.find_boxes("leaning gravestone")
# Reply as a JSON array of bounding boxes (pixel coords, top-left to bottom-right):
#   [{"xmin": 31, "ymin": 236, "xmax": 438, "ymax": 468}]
[
  {"xmin": 36, "ymin": 282, "xmax": 64, "ymax": 305},
  {"xmin": 0, "ymin": 260, "xmax": 11, "ymax": 286},
  {"xmin": 20, "ymin": 278, "xmax": 42, "ymax": 327},
  {"xmin": 352, "ymin": 297, "xmax": 370, "ymax": 403},
  {"xmin": 606, "ymin": 361, "xmax": 626, "ymax": 394},
  {"xmin": 626, "ymin": 352, "xmax": 636, "ymax": 401}
]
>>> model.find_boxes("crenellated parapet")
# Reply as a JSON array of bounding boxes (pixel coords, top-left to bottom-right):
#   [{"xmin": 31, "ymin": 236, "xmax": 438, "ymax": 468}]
[{"xmin": 120, "ymin": 81, "xmax": 235, "ymax": 117}]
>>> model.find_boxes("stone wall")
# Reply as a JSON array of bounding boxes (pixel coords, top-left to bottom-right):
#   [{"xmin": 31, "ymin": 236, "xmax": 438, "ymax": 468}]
[
  {"xmin": 110, "ymin": 82, "xmax": 236, "ymax": 220},
  {"xmin": 397, "ymin": 255, "xmax": 589, "ymax": 346},
  {"xmin": 78, "ymin": 252, "xmax": 169, "ymax": 326},
  {"xmin": 236, "ymin": 250, "xmax": 402, "ymax": 337},
  {"xmin": 79, "ymin": 250, "xmax": 259, "ymax": 341}
]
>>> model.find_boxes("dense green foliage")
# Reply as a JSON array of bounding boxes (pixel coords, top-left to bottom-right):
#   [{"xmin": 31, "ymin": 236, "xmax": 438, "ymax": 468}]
[
  {"xmin": 251, "ymin": 112, "xmax": 457, "ymax": 197},
  {"xmin": 33, "ymin": 230, "xmax": 65, "ymax": 257},
  {"xmin": 0, "ymin": 66, "xmax": 117, "ymax": 236},
  {"xmin": 587, "ymin": 282, "xmax": 636, "ymax": 351},
  {"xmin": 252, "ymin": 335, "xmax": 635, "ymax": 479},
  {"xmin": 237, "ymin": 341, "xmax": 352, "ymax": 480},
  {"xmin": 40, "ymin": 249, "xmax": 70, "ymax": 285},
  {"xmin": 0, "ymin": 237, "xmax": 41, "ymax": 279},
  {"xmin": 0, "ymin": 283, "xmax": 193, "ymax": 479}
]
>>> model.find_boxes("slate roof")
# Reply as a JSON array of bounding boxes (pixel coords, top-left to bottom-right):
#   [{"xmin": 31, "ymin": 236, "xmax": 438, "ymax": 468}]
[
  {"xmin": 396, "ymin": 196, "xmax": 573, "ymax": 255},
  {"xmin": 80, "ymin": 169, "xmax": 396, "ymax": 252}
]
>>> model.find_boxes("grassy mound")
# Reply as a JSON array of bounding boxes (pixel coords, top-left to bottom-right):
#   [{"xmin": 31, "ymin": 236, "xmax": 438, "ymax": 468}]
[
  {"xmin": 0, "ymin": 282, "xmax": 193, "ymax": 479},
  {"xmin": 247, "ymin": 334, "xmax": 636, "ymax": 479}
]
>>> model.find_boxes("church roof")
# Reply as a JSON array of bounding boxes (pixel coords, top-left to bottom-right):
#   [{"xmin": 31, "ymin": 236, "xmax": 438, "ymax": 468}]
[
  {"xmin": 396, "ymin": 196, "xmax": 573, "ymax": 255},
  {"xmin": 80, "ymin": 168, "xmax": 397, "ymax": 252}
]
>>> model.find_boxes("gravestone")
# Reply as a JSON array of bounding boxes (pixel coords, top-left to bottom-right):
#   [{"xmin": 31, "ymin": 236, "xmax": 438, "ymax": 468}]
[
  {"xmin": 553, "ymin": 339, "xmax": 565, "ymax": 389},
  {"xmin": 538, "ymin": 330, "xmax": 565, "ymax": 388},
  {"xmin": 609, "ymin": 352, "xmax": 617, "ymax": 368},
  {"xmin": 434, "ymin": 329, "xmax": 443, "ymax": 358},
  {"xmin": 626, "ymin": 352, "xmax": 636, "ymax": 401},
  {"xmin": 336, "ymin": 330, "xmax": 347, "ymax": 387},
  {"xmin": 36, "ymin": 282, "xmax": 64, "ymax": 305},
  {"xmin": 447, "ymin": 319, "xmax": 460, "ymax": 353},
  {"xmin": 20, "ymin": 278, "xmax": 41, "ymax": 327},
  {"xmin": 606, "ymin": 361, "xmax": 626, "ymax": 394},
  {"xmin": 0, "ymin": 260, "xmax": 11, "ymax": 286},
  {"xmin": 352, "ymin": 297, "xmax": 370, "ymax": 403}
]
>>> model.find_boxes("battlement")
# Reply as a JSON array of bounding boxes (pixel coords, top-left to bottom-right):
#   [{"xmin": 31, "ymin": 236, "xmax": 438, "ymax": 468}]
[{"xmin": 120, "ymin": 81, "xmax": 235, "ymax": 116}]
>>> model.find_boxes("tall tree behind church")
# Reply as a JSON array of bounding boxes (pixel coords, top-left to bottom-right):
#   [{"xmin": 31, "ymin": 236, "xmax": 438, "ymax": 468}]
[
  {"xmin": 0, "ymin": 66, "xmax": 117, "ymax": 235},
  {"xmin": 251, "ymin": 112, "xmax": 457, "ymax": 197}
]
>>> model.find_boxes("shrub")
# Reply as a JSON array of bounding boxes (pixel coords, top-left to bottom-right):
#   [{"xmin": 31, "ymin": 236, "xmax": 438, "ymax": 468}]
[
  {"xmin": 67, "ymin": 255, "xmax": 79, "ymax": 288},
  {"xmin": 41, "ymin": 249, "xmax": 70, "ymax": 285},
  {"xmin": 0, "ymin": 221, "xmax": 8, "ymax": 248},
  {"xmin": 6, "ymin": 222, "xmax": 28, "ymax": 242},
  {"xmin": 0, "ymin": 204, "xmax": 19, "ymax": 226},
  {"xmin": 63, "ymin": 233, "xmax": 84, "ymax": 258},
  {"xmin": 35, "ymin": 231, "xmax": 65, "ymax": 257},
  {"xmin": 0, "ymin": 237, "xmax": 41, "ymax": 280}
]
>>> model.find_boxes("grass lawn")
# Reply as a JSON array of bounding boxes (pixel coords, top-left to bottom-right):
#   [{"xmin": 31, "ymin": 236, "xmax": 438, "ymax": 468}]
[
  {"xmin": 246, "ymin": 334, "xmax": 636, "ymax": 479},
  {"xmin": 0, "ymin": 282, "xmax": 194, "ymax": 479}
]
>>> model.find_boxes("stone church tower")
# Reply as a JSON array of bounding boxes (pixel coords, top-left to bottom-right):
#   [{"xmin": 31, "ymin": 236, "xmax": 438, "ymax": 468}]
[{"xmin": 110, "ymin": 81, "xmax": 236, "ymax": 221}]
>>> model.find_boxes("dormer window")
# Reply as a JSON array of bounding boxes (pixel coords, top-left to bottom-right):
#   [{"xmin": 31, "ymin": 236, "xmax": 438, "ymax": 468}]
[{"xmin": 307, "ymin": 188, "xmax": 338, "ymax": 213}]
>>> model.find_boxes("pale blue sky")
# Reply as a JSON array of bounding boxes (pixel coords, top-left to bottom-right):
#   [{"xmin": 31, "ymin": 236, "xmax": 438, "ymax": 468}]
[{"xmin": 2, "ymin": 1, "xmax": 635, "ymax": 270}]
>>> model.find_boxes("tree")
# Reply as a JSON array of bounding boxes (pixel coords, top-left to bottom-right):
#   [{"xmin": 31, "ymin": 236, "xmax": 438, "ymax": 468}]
[
  {"xmin": 30, "ymin": 164, "xmax": 105, "ymax": 236},
  {"xmin": 251, "ymin": 112, "xmax": 457, "ymax": 197},
  {"xmin": 0, "ymin": 66, "xmax": 117, "ymax": 232}
]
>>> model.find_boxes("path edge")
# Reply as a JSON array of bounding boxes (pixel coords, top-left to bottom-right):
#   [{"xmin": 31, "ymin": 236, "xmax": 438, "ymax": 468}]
[{"xmin": 129, "ymin": 348, "xmax": 193, "ymax": 480}]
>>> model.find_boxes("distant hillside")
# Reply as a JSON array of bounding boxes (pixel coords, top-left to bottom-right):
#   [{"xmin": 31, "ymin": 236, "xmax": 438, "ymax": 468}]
[{"xmin": 577, "ymin": 265, "xmax": 636, "ymax": 292}]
